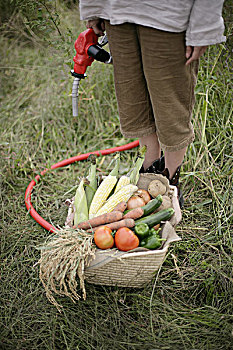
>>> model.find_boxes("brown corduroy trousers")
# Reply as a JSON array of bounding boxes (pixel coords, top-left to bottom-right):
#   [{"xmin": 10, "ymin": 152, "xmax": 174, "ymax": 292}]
[{"xmin": 105, "ymin": 21, "xmax": 199, "ymax": 151}]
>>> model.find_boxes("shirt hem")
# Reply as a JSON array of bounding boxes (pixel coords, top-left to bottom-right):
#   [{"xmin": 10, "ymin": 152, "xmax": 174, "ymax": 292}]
[
  {"xmin": 80, "ymin": 15, "xmax": 187, "ymax": 33},
  {"xmin": 186, "ymin": 35, "xmax": 226, "ymax": 46}
]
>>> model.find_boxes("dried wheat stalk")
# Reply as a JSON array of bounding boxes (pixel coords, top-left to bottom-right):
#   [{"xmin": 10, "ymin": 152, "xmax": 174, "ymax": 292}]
[{"xmin": 37, "ymin": 228, "xmax": 95, "ymax": 312}]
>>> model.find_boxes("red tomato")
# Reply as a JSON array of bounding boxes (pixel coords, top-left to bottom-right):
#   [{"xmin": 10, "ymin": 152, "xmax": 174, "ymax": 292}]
[
  {"xmin": 94, "ymin": 226, "xmax": 114, "ymax": 250},
  {"xmin": 115, "ymin": 227, "xmax": 139, "ymax": 252}
]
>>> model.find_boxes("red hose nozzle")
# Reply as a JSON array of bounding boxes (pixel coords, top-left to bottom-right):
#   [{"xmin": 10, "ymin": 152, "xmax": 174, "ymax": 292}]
[
  {"xmin": 73, "ymin": 28, "xmax": 111, "ymax": 77},
  {"xmin": 73, "ymin": 28, "xmax": 98, "ymax": 76}
]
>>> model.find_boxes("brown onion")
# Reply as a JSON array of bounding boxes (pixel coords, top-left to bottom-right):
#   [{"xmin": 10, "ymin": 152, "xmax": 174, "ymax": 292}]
[
  {"xmin": 135, "ymin": 189, "xmax": 151, "ymax": 204},
  {"xmin": 127, "ymin": 196, "xmax": 146, "ymax": 210}
]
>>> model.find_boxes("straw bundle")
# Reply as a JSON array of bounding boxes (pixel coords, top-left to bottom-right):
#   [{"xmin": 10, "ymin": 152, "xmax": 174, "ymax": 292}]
[{"xmin": 37, "ymin": 228, "xmax": 96, "ymax": 312}]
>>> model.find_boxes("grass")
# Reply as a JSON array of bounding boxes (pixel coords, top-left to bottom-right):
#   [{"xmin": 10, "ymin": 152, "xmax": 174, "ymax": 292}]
[{"xmin": 0, "ymin": 2, "xmax": 232, "ymax": 350}]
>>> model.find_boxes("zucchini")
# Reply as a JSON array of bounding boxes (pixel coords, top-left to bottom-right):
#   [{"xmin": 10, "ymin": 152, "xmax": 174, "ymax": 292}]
[
  {"xmin": 135, "ymin": 208, "xmax": 175, "ymax": 227},
  {"xmin": 141, "ymin": 195, "xmax": 163, "ymax": 216}
]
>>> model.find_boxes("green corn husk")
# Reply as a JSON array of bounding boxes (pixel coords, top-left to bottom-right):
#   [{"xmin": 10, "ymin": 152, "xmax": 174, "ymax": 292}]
[
  {"xmin": 85, "ymin": 155, "xmax": 97, "ymax": 210},
  {"xmin": 109, "ymin": 153, "xmax": 120, "ymax": 177},
  {"xmin": 74, "ymin": 178, "xmax": 88, "ymax": 226},
  {"xmin": 129, "ymin": 145, "xmax": 147, "ymax": 185}
]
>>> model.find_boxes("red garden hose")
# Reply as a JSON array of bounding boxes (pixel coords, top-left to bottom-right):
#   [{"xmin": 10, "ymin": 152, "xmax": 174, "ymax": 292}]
[{"xmin": 25, "ymin": 140, "xmax": 139, "ymax": 233}]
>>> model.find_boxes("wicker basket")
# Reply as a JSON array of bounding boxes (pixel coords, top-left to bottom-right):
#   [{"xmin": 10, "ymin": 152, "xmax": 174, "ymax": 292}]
[{"xmin": 83, "ymin": 174, "xmax": 182, "ymax": 288}]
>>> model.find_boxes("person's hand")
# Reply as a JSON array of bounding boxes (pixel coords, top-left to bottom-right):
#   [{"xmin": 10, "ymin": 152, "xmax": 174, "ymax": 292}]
[
  {"xmin": 185, "ymin": 46, "xmax": 208, "ymax": 65},
  {"xmin": 86, "ymin": 19, "xmax": 105, "ymax": 36}
]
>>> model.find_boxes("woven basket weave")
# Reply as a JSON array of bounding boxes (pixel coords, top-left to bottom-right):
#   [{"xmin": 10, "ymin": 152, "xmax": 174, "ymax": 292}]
[{"xmin": 83, "ymin": 174, "xmax": 182, "ymax": 288}]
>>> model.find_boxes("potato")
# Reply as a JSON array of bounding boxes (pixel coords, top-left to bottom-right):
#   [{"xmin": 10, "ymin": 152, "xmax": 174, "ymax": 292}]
[
  {"xmin": 148, "ymin": 179, "xmax": 167, "ymax": 198},
  {"xmin": 155, "ymin": 195, "xmax": 172, "ymax": 212}
]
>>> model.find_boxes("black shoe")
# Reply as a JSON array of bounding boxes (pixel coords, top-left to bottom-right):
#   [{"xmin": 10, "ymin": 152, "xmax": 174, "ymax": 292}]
[{"xmin": 140, "ymin": 155, "xmax": 165, "ymax": 174}]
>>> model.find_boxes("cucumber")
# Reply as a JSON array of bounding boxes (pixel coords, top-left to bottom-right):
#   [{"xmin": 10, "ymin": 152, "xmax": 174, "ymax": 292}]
[
  {"xmin": 141, "ymin": 195, "xmax": 163, "ymax": 216},
  {"xmin": 135, "ymin": 208, "xmax": 175, "ymax": 228}
]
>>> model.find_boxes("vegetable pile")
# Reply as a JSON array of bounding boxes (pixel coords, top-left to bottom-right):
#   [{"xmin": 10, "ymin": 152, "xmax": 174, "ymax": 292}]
[
  {"xmin": 67, "ymin": 146, "xmax": 175, "ymax": 252},
  {"xmin": 37, "ymin": 147, "xmax": 177, "ymax": 310}
]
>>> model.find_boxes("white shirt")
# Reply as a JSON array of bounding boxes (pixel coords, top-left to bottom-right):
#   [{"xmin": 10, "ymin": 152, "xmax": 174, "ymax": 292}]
[{"xmin": 79, "ymin": 0, "xmax": 226, "ymax": 46}]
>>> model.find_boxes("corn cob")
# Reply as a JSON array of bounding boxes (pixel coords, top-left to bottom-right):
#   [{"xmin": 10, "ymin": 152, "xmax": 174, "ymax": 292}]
[
  {"xmin": 114, "ymin": 175, "xmax": 131, "ymax": 193},
  {"xmin": 95, "ymin": 184, "xmax": 138, "ymax": 216},
  {"xmin": 109, "ymin": 153, "xmax": 120, "ymax": 176},
  {"xmin": 74, "ymin": 178, "xmax": 88, "ymax": 226},
  {"xmin": 88, "ymin": 175, "xmax": 117, "ymax": 219}
]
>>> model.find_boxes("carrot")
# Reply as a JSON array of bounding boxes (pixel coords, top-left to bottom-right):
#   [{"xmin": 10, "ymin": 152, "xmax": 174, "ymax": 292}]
[
  {"xmin": 112, "ymin": 201, "xmax": 127, "ymax": 212},
  {"xmin": 88, "ymin": 218, "xmax": 135, "ymax": 233},
  {"xmin": 74, "ymin": 210, "xmax": 123, "ymax": 230},
  {"xmin": 123, "ymin": 207, "xmax": 144, "ymax": 220}
]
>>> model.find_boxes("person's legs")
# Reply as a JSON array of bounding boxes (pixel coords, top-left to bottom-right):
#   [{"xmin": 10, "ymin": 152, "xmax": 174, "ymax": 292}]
[
  {"xmin": 105, "ymin": 22, "xmax": 198, "ymax": 207},
  {"xmin": 139, "ymin": 134, "xmax": 187, "ymax": 179},
  {"xmin": 139, "ymin": 27, "xmax": 198, "ymax": 183},
  {"xmin": 164, "ymin": 147, "xmax": 187, "ymax": 179},
  {"xmin": 139, "ymin": 26, "xmax": 197, "ymax": 154}
]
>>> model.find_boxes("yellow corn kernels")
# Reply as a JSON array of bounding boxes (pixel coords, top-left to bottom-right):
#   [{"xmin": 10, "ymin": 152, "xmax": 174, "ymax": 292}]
[
  {"xmin": 96, "ymin": 184, "xmax": 138, "ymax": 216},
  {"xmin": 114, "ymin": 175, "xmax": 131, "ymax": 193},
  {"xmin": 88, "ymin": 175, "xmax": 117, "ymax": 218}
]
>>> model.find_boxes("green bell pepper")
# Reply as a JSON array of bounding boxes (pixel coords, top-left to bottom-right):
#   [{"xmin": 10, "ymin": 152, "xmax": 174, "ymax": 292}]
[
  {"xmin": 148, "ymin": 228, "xmax": 157, "ymax": 236},
  {"xmin": 140, "ymin": 233, "xmax": 166, "ymax": 249},
  {"xmin": 134, "ymin": 223, "xmax": 150, "ymax": 239}
]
